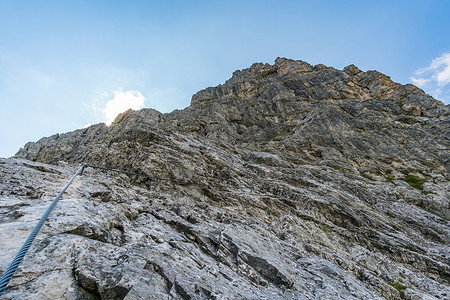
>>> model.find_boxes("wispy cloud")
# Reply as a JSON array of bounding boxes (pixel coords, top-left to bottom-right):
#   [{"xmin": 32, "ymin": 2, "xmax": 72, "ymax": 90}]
[
  {"xmin": 410, "ymin": 52, "xmax": 450, "ymax": 104},
  {"xmin": 102, "ymin": 89, "xmax": 146, "ymax": 125}
]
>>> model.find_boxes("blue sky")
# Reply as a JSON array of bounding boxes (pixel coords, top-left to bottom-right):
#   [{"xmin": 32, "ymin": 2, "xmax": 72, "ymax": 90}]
[{"xmin": 1, "ymin": 0, "xmax": 449, "ymax": 157}]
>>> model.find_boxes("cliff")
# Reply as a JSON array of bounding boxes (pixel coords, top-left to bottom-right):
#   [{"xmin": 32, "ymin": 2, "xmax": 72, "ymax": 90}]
[{"xmin": 1, "ymin": 58, "xmax": 449, "ymax": 299}]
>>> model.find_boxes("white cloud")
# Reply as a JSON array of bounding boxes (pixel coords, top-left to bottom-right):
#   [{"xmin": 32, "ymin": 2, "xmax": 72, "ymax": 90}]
[
  {"xmin": 410, "ymin": 52, "xmax": 450, "ymax": 104},
  {"xmin": 102, "ymin": 89, "xmax": 146, "ymax": 125},
  {"xmin": 410, "ymin": 77, "xmax": 431, "ymax": 87}
]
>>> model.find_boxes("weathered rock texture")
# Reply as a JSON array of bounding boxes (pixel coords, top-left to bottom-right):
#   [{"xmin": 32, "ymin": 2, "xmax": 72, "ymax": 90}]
[{"xmin": 1, "ymin": 58, "xmax": 449, "ymax": 299}]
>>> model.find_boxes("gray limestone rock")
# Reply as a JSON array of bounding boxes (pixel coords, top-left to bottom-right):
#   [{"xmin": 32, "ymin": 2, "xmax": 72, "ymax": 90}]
[{"xmin": 2, "ymin": 58, "xmax": 450, "ymax": 299}]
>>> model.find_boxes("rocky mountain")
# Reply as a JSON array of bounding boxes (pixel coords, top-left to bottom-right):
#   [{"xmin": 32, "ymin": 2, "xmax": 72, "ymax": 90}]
[{"xmin": 1, "ymin": 58, "xmax": 449, "ymax": 299}]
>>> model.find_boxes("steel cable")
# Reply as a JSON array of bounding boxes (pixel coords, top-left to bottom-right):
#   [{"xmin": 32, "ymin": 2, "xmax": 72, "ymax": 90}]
[
  {"xmin": 0, "ymin": 162, "xmax": 260, "ymax": 296},
  {"xmin": 0, "ymin": 164, "xmax": 86, "ymax": 296}
]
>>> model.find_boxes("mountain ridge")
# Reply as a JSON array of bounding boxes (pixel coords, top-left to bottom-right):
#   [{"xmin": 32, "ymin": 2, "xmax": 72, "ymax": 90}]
[
  {"xmin": 16, "ymin": 57, "xmax": 449, "ymax": 183},
  {"xmin": 2, "ymin": 58, "xmax": 449, "ymax": 299}
]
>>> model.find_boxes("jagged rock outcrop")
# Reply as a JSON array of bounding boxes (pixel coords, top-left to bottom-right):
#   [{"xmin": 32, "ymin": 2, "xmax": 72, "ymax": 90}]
[
  {"xmin": 17, "ymin": 58, "xmax": 449, "ymax": 183},
  {"xmin": 2, "ymin": 58, "xmax": 449, "ymax": 299}
]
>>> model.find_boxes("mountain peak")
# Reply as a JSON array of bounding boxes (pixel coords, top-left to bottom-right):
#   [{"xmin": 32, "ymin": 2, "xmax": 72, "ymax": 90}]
[
  {"xmin": 16, "ymin": 58, "xmax": 448, "ymax": 182},
  {"xmin": 191, "ymin": 58, "xmax": 440, "ymax": 112},
  {"xmin": 5, "ymin": 58, "xmax": 450, "ymax": 299}
]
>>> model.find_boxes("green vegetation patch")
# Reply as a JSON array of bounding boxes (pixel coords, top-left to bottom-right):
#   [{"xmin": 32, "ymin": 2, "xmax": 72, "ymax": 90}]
[
  {"xmin": 396, "ymin": 100, "xmax": 405, "ymax": 107},
  {"xmin": 403, "ymin": 175, "xmax": 426, "ymax": 190},
  {"xmin": 390, "ymin": 282, "xmax": 409, "ymax": 299},
  {"xmin": 385, "ymin": 175, "xmax": 395, "ymax": 183},
  {"xmin": 422, "ymin": 190, "xmax": 436, "ymax": 195},
  {"xmin": 217, "ymin": 163, "xmax": 227, "ymax": 170}
]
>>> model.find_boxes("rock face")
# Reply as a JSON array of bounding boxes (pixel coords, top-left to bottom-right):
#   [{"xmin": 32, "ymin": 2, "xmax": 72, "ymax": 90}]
[{"xmin": 1, "ymin": 58, "xmax": 449, "ymax": 299}]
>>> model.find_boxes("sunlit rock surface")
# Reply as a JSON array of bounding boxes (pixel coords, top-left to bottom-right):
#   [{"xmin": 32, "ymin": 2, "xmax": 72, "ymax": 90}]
[{"xmin": 2, "ymin": 58, "xmax": 449, "ymax": 299}]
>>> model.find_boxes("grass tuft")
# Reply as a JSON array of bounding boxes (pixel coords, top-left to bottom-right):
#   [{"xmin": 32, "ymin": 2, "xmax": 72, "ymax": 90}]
[
  {"xmin": 403, "ymin": 175, "xmax": 426, "ymax": 190},
  {"xmin": 390, "ymin": 282, "xmax": 409, "ymax": 299},
  {"xmin": 385, "ymin": 175, "xmax": 395, "ymax": 183},
  {"xmin": 422, "ymin": 190, "xmax": 436, "ymax": 195}
]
